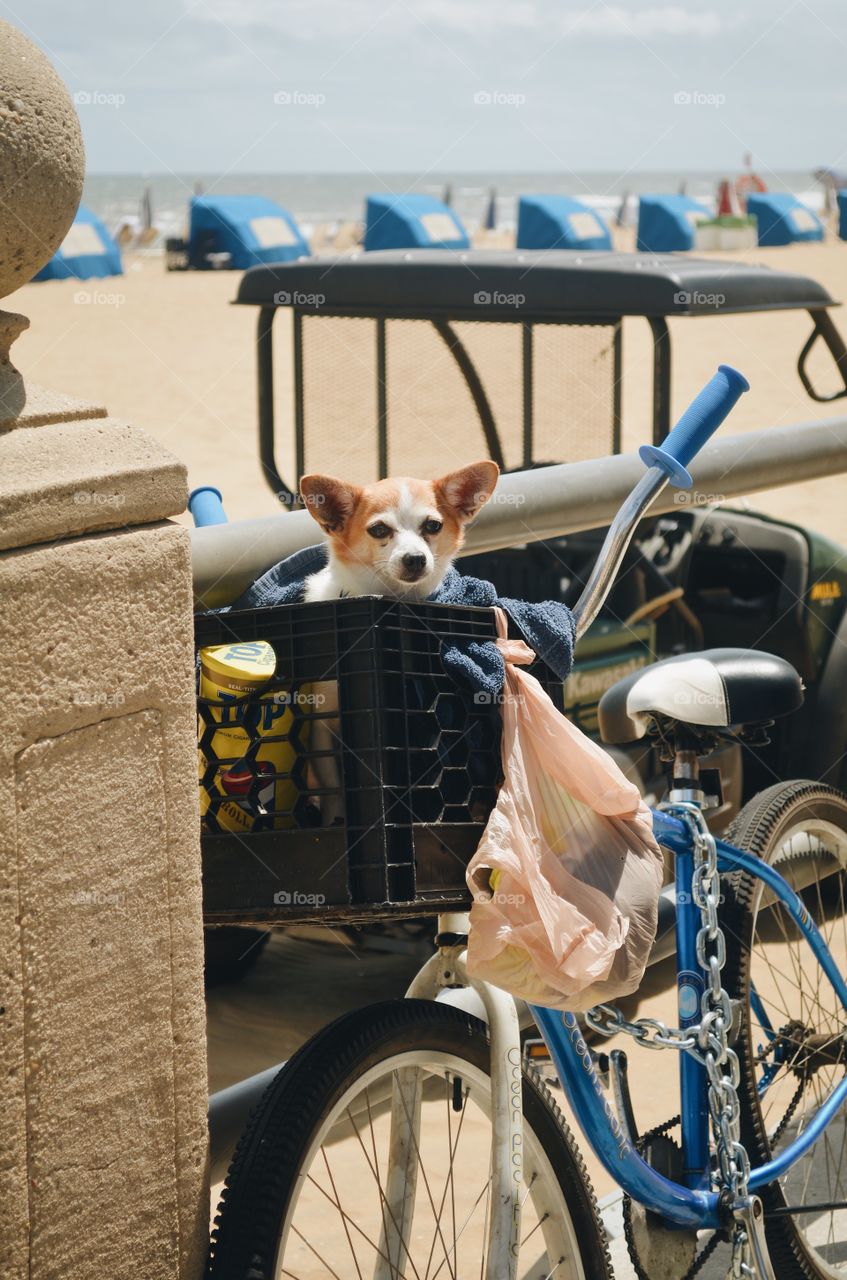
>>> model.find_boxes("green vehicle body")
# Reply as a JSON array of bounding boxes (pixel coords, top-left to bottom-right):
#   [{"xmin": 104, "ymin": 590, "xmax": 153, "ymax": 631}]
[{"xmin": 465, "ymin": 502, "xmax": 847, "ymax": 826}]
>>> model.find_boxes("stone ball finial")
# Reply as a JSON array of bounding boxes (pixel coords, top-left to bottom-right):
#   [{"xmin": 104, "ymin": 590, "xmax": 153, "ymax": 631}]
[{"xmin": 0, "ymin": 20, "xmax": 85, "ymax": 297}]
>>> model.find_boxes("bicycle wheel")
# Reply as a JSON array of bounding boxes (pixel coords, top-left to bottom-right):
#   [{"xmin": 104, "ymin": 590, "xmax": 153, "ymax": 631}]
[
  {"xmin": 207, "ymin": 999, "xmax": 612, "ymax": 1280},
  {"xmin": 723, "ymin": 781, "xmax": 847, "ymax": 1278}
]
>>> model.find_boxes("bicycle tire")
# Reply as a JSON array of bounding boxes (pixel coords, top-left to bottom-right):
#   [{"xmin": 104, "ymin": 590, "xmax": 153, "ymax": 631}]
[
  {"xmin": 207, "ymin": 998, "xmax": 613, "ymax": 1279},
  {"xmin": 722, "ymin": 780, "xmax": 847, "ymax": 1278}
]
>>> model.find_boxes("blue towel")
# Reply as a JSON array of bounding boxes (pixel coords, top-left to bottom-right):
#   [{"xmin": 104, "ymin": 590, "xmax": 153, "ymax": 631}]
[{"xmin": 230, "ymin": 545, "xmax": 575, "ymax": 696}]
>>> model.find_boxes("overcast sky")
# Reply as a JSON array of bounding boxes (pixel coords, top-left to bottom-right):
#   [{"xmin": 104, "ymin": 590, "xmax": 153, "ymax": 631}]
[{"xmin": 16, "ymin": 0, "xmax": 847, "ymax": 176}]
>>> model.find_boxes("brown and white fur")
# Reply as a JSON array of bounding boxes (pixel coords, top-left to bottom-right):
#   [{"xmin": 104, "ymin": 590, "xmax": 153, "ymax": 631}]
[
  {"xmin": 299, "ymin": 460, "xmax": 500, "ymax": 603},
  {"xmin": 299, "ymin": 461, "xmax": 500, "ymax": 822}
]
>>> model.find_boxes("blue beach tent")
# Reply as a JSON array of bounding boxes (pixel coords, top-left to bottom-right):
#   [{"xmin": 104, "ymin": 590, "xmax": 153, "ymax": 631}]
[
  {"xmin": 746, "ymin": 193, "xmax": 824, "ymax": 247},
  {"xmin": 364, "ymin": 194, "xmax": 470, "ymax": 251},
  {"xmin": 517, "ymin": 195, "xmax": 612, "ymax": 251},
  {"xmin": 636, "ymin": 195, "xmax": 710, "ymax": 253},
  {"xmin": 188, "ymin": 196, "xmax": 309, "ymax": 270},
  {"xmin": 33, "ymin": 205, "xmax": 123, "ymax": 281}
]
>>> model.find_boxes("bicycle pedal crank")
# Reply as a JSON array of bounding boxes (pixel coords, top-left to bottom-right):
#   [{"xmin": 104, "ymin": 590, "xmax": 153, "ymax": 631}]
[
  {"xmin": 730, "ymin": 1195, "xmax": 774, "ymax": 1280},
  {"xmin": 623, "ymin": 1132, "xmax": 700, "ymax": 1280}
]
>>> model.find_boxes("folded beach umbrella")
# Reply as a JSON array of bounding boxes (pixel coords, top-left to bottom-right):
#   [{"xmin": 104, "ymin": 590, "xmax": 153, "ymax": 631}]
[
  {"xmin": 838, "ymin": 192, "xmax": 847, "ymax": 242},
  {"xmin": 141, "ymin": 185, "xmax": 153, "ymax": 233},
  {"xmin": 33, "ymin": 204, "xmax": 123, "ymax": 281},
  {"xmin": 636, "ymin": 194, "xmax": 711, "ymax": 253},
  {"xmin": 746, "ymin": 193, "xmax": 824, "ymax": 246},
  {"xmin": 364, "ymin": 194, "xmax": 470, "ymax": 251},
  {"xmin": 517, "ymin": 195, "xmax": 611, "ymax": 251},
  {"xmin": 484, "ymin": 187, "xmax": 497, "ymax": 232},
  {"xmin": 188, "ymin": 195, "xmax": 310, "ymax": 270}
]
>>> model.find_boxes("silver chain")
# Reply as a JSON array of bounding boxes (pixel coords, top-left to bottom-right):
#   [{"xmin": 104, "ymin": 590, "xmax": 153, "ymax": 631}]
[
  {"xmin": 586, "ymin": 801, "xmax": 755, "ymax": 1277},
  {"xmin": 682, "ymin": 802, "xmax": 754, "ymax": 1279},
  {"xmin": 584, "ymin": 1002, "xmax": 698, "ymax": 1052}
]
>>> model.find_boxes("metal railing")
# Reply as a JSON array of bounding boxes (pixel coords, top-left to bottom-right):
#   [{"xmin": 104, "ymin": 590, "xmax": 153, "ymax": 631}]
[{"xmin": 192, "ymin": 416, "xmax": 847, "ymax": 609}]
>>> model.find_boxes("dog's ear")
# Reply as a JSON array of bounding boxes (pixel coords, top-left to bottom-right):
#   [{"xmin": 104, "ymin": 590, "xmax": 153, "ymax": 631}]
[
  {"xmin": 300, "ymin": 474, "xmax": 362, "ymax": 534},
  {"xmin": 435, "ymin": 460, "xmax": 500, "ymax": 521}
]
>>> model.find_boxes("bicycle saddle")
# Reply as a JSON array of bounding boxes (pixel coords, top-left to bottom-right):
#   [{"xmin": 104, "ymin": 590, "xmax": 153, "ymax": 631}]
[{"xmin": 597, "ymin": 647, "xmax": 804, "ymax": 744}]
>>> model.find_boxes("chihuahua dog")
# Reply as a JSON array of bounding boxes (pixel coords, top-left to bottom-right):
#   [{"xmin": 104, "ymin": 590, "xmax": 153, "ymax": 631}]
[
  {"xmin": 298, "ymin": 460, "xmax": 500, "ymax": 823},
  {"xmin": 299, "ymin": 460, "xmax": 500, "ymax": 602}
]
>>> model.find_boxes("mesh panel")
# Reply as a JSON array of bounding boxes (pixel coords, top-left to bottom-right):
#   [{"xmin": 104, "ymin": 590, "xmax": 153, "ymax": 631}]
[
  {"xmin": 300, "ymin": 316, "xmax": 379, "ymax": 484},
  {"xmin": 531, "ymin": 323, "xmax": 617, "ymax": 464},
  {"xmin": 296, "ymin": 314, "xmax": 617, "ymax": 482},
  {"xmin": 385, "ymin": 320, "xmax": 525, "ymax": 473}
]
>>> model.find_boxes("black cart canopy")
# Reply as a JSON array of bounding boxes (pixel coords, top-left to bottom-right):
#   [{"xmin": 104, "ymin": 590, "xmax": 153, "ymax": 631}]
[
  {"xmin": 236, "ymin": 249, "xmax": 835, "ymax": 320},
  {"xmin": 233, "ymin": 250, "xmax": 846, "ymax": 500}
]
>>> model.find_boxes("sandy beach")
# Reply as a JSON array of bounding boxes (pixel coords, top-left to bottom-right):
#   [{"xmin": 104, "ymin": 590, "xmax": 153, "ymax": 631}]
[
  {"xmin": 14, "ymin": 234, "xmax": 847, "ymax": 1274},
  {"xmin": 9, "ymin": 234, "xmax": 847, "ymax": 545}
]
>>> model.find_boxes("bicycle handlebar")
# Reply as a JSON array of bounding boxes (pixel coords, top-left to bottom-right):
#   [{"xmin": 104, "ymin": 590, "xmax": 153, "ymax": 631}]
[
  {"xmin": 572, "ymin": 365, "xmax": 749, "ymax": 638},
  {"xmin": 638, "ymin": 364, "xmax": 749, "ymax": 488},
  {"xmin": 189, "ymin": 486, "xmax": 228, "ymax": 527}
]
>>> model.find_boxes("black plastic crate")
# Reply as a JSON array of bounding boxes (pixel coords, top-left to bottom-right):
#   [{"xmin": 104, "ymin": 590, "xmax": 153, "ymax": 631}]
[{"xmin": 196, "ymin": 598, "xmax": 561, "ymax": 925}]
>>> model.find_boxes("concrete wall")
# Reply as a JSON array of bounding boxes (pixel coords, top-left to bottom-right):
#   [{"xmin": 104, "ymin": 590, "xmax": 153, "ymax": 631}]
[{"xmin": 0, "ymin": 399, "xmax": 208, "ymax": 1278}]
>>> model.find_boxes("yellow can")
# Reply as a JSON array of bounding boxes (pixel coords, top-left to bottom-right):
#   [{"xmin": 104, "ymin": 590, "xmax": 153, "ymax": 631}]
[{"xmin": 198, "ymin": 640, "xmax": 297, "ymax": 832}]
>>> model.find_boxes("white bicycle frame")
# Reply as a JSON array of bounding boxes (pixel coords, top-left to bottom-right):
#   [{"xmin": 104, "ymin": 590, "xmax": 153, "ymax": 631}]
[
  {"xmin": 381, "ymin": 467, "xmax": 682, "ymax": 1278},
  {"xmin": 377, "ymin": 911, "xmax": 526, "ymax": 1280}
]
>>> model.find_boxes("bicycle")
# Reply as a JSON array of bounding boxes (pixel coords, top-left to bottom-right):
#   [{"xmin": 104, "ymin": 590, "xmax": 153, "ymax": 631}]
[{"xmin": 207, "ymin": 366, "xmax": 847, "ymax": 1280}]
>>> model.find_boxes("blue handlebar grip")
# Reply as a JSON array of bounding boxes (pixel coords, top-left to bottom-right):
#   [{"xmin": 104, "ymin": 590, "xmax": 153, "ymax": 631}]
[
  {"xmin": 188, "ymin": 486, "xmax": 227, "ymax": 527},
  {"xmin": 638, "ymin": 364, "xmax": 750, "ymax": 488}
]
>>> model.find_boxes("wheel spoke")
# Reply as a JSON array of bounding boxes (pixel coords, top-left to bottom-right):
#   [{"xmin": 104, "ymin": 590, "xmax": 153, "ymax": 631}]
[
  {"xmin": 423, "ymin": 1077, "xmax": 469, "ymax": 1280},
  {"xmin": 289, "ymin": 1222, "xmax": 347, "ymax": 1280},
  {"xmin": 209, "ymin": 1010, "xmax": 601, "ymax": 1280},
  {"xmin": 733, "ymin": 797, "xmax": 847, "ymax": 1276},
  {"xmin": 393, "ymin": 1067, "xmax": 457, "ymax": 1280},
  {"xmin": 294, "ymin": 1190, "xmax": 403, "ymax": 1279},
  {"xmin": 320, "ymin": 1145, "xmax": 364, "ymax": 1280},
  {"xmin": 343, "ymin": 1099, "xmax": 423, "ymax": 1280},
  {"xmin": 429, "ymin": 1177, "xmax": 493, "ymax": 1280}
]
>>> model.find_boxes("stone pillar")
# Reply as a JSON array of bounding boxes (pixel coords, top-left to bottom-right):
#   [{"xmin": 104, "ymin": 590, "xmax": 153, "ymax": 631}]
[{"xmin": 0, "ymin": 20, "xmax": 209, "ymax": 1280}]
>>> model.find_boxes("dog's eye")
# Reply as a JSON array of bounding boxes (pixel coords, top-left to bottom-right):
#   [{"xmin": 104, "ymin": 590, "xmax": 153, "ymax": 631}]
[
  {"xmin": 422, "ymin": 518, "xmax": 443, "ymax": 536},
  {"xmin": 367, "ymin": 522, "xmax": 392, "ymax": 540}
]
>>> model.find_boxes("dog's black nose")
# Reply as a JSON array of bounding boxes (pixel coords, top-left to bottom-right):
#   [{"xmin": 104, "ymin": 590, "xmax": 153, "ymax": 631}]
[{"xmin": 402, "ymin": 553, "xmax": 427, "ymax": 575}]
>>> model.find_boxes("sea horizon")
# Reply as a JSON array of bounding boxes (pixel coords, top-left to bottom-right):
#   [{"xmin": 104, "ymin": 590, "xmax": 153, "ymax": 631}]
[{"xmin": 81, "ymin": 168, "xmax": 828, "ymax": 240}]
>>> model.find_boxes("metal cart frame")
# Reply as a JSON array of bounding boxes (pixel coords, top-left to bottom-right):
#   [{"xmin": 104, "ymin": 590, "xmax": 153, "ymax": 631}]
[{"xmin": 233, "ymin": 248, "xmax": 847, "ymax": 502}]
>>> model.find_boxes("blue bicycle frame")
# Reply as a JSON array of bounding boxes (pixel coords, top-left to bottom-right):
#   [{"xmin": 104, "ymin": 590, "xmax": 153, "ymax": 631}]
[{"xmin": 530, "ymin": 806, "xmax": 847, "ymax": 1230}]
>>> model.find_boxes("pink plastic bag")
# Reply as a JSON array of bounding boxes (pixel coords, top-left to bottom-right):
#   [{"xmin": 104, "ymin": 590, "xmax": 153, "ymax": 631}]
[{"xmin": 466, "ymin": 609, "xmax": 663, "ymax": 1011}]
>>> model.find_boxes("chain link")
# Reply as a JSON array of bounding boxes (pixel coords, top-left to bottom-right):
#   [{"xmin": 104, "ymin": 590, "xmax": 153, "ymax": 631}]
[
  {"xmin": 585, "ymin": 801, "xmax": 756, "ymax": 1277},
  {"xmin": 584, "ymin": 1002, "xmax": 698, "ymax": 1051},
  {"xmin": 672, "ymin": 802, "xmax": 754, "ymax": 1279}
]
